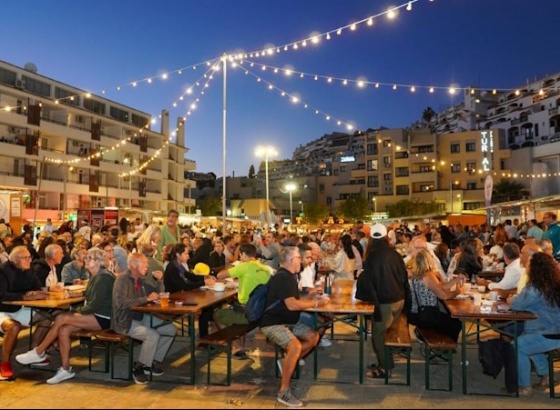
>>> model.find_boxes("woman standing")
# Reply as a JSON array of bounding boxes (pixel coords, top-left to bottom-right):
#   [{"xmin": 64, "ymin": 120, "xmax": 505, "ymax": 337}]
[
  {"xmin": 16, "ymin": 247, "xmax": 114, "ymax": 384},
  {"xmin": 509, "ymin": 252, "xmax": 560, "ymax": 397}
]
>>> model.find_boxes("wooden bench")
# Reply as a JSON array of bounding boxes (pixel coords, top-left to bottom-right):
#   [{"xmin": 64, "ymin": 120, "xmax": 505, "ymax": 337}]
[
  {"xmin": 415, "ymin": 327, "xmax": 456, "ymax": 391},
  {"xmin": 198, "ymin": 323, "xmax": 257, "ymax": 385},
  {"xmin": 545, "ymin": 334, "xmax": 560, "ymax": 399},
  {"xmin": 71, "ymin": 329, "xmax": 134, "ymax": 381},
  {"xmin": 384, "ymin": 313, "xmax": 412, "ymax": 385}
]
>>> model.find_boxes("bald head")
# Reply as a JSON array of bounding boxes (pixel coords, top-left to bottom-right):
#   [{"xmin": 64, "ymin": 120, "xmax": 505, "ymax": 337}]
[{"xmin": 520, "ymin": 243, "xmax": 542, "ymax": 268}]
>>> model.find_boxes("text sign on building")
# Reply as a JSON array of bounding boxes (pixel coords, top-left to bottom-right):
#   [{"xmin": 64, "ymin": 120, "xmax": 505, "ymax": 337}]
[{"xmin": 480, "ymin": 131, "xmax": 494, "ymax": 171}]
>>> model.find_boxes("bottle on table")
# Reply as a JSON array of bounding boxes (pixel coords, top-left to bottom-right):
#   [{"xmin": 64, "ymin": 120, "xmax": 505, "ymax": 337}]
[{"xmin": 324, "ymin": 271, "xmax": 331, "ymax": 295}]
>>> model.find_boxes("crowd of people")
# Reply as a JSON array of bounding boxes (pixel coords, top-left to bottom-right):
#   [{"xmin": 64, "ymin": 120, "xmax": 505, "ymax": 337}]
[{"xmin": 1, "ymin": 211, "xmax": 560, "ymax": 403}]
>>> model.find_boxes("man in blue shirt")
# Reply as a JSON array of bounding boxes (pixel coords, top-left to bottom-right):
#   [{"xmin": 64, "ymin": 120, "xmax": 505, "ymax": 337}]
[{"xmin": 542, "ymin": 212, "xmax": 560, "ymax": 260}]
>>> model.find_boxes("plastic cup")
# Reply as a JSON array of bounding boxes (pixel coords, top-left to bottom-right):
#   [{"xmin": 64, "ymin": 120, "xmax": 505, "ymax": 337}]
[
  {"xmin": 159, "ymin": 292, "xmax": 170, "ymax": 308},
  {"xmin": 473, "ymin": 293, "xmax": 482, "ymax": 306}
]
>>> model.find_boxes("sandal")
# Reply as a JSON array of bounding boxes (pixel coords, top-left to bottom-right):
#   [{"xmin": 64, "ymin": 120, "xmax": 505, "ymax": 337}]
[{"xmin": 365, "ymin": 367, "xmax": 386, "ymax": 379}]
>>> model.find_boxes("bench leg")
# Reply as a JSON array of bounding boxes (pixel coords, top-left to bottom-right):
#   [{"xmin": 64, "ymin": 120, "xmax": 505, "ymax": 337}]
[
  {"xmin": 384, "ymin": 347, "xmax": 390, "ymax": 385},
  {"xmin": 406, "ymin": 347, "xmax": 411, "ymax": 386},
  {"xmin": 549, "ymin": 350, "xmax": 557, "ymax": 399},
  {"xmin": 226, "ymin": 341, "xmax": 232, "ymax": 386},
  {"xmin": 425, "ymin": 344, "xmax": 430, "ymax": 390}
]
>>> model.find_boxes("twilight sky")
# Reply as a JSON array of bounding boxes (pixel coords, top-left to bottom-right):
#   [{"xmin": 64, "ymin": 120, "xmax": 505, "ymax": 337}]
[{"xmin": 2, "ymin": 0, "xmax": 560, "ymax": 177}]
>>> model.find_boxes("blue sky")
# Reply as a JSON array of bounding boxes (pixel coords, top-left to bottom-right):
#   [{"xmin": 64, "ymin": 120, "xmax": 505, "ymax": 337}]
[{"xmin": 2, "ymin": 0, "xmax": 560, "ymax": 176}]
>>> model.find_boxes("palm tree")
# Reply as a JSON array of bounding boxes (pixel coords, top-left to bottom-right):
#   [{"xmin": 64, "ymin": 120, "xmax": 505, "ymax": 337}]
[
  {"xmin": 422, "ymin": 106, "xmax": 436, "ymax": 125},
  {"xmin": 492, "ymin": 180, "xmax": 530, "ymax": 203}
]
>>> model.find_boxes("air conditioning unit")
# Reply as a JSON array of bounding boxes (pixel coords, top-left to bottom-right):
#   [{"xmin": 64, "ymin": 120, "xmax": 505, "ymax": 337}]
[{"xmin": 15, "ymin": 79, "xmax": 25, "ymax": 89}]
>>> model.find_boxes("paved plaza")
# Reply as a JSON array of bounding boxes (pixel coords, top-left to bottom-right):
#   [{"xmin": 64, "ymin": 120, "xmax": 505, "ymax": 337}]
[{"xmin": 1, "ymin": 321, "xmax": 559, "ymax": 409}]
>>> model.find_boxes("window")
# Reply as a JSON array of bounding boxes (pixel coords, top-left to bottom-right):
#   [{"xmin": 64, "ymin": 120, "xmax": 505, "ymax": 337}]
[
  {"xmin": 84, "ymin": 99, "xmax": 106, "ymax": 114},
  {"xmin": 326, "ymin": 197, "xmax": 332, "ymax": 205},
  {"xmin": 383, "ymin": 140, "xmax": 391, "ymax": 147},
  {"xmin": 383, "ymin": 156, "xmax": 391, "ymax": 167},
  {"xmin": 22, "ymin": 75, "xmax": 50, "ymax": 97},
  {"xmin": 450, "ymin": 143, "xmax": 460, "ymax": 153},
  {"xmin": 466, "ymin": 141, "xmax": 476, "ymax": 152},
  {"xmin": 340, "ymin": 165, "xmax": 346, "ymax": 172},
  {"xmin": 467, "ymin": 181, "xmax": 477, "ymax": 190},
  {"xmin": 131, "ymin": 113, "xmax": 149, "ymax": 128},
  {"xmin": 333, "ymin": 169, "xmax": 338, "ymax": 176},
  {"xmin": 0, "ymin": 67, "xmax": 17, "ymax": 86},
  {"xmin": 109, "ymin": 106, "xmax": 130, "ymax": 123},
  {"xmin": 368, "ymin": 175, "xmax": 379, "ymax": 188},
  {"xmin": 319, "ymin": 183, "xmax": 325, "ymax": 192},
  {"xmin": 396, "ymin": 185, "xmax": 409, "ymax": 195},
  {"xmin": 367, "ymin": 143, "xmax": 378, "ymax": 155},
  {"xmin": 466, "ymin": 162, "xmax": 476, "ymax": 174},
  {"xmin": 451, "ymin": 163, "xmax": 461, "ymax": 173},
  {"xmin": 383, "ymin": 173, "xmax": 392, "ymax": 181},
  {"xmin": 55, "ymin": 87, "xmax": 80, "ymax": 106},
  {"xmin": 368, "ymin": 159, "xmax": 378, "ymax": 171},
  {"xmin": 395, "ymin": 167, "xmax": 409, "ymax": 177}
]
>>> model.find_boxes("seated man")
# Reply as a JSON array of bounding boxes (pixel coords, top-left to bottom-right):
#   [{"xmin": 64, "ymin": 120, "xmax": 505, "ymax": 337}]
[
  {"xmin": 477, "ymin": 242, "xmax": 522, "ymax": 298},
  {"xmin": 260, "ymin": 246, "xmax": 330, "ymax": 407},
  {"xmin": 112, "ymin": 252, "xmax": 176, "ymax": 385},
  {"xmin": 214, "ymin": 243, "xmax": 271, "ymax": 358},
  {"xmin": 0, "ymin": 246, "xmax": 50, "ymax": 380}
]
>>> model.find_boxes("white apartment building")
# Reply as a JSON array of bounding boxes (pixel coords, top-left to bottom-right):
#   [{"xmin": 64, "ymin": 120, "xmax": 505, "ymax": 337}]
[{"xmin": 0, "ymin": 60, "xmax": 195, "ymax": 224}]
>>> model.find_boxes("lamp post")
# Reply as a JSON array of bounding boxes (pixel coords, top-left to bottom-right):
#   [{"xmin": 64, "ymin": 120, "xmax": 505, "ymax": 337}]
[
  {"xmin": 284, "ymin": 182, "xmax": 297, "ymax": 229},
  {"xmin": 298, "ymin": 200, "xmax": 304, "ymax": 215},
  {"xmin": 255, "ymin": 145, "xmax": 277, "ymax": 228},
  {"xmin": 372, "ymin": 197, "xmax": 377, "ymax": 214}
]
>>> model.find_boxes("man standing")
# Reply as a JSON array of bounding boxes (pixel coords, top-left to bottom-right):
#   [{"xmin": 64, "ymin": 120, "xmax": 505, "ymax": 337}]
[
  {"xmin": 542, "ymin": 211, "xmax": 560, "ymax": 260},
  {"xmin": 356, "ymin": 223, "xmax": 410, "ymax": 379},
  {"xmin": 112, "ymin": 253, "xmax": 176, "ymax": 385},
  {"xmin": 260, "ymin": 246, "xmax": 330, "ymax": 407},
  {"xmin": 526, "ymin": 219, "xmax": 544, "ymax": 241},
  {"xmin": 0, "ymin": 246, "xmax": 50, "ymax": 380},
  {"xmin": 157, "ymin": 210, "xmax": 181, "ymax": 262}
]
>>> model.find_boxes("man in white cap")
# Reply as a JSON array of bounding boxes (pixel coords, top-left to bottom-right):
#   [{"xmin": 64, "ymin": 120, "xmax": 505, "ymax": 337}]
[{"xmin": 355, "ymin": 223, "xmax": 410, "ymax": 380}]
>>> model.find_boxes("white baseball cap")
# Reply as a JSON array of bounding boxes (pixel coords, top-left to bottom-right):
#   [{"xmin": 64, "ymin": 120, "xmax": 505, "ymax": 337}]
[{"xmin": 370, "ymin": 223, "xmax": 387, "ymax": 239}]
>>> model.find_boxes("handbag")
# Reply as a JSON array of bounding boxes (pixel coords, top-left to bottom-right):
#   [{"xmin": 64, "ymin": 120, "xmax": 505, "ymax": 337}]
[{"xmin": 411, "ymin": 279, "xmax": 440, "ymax": 327}]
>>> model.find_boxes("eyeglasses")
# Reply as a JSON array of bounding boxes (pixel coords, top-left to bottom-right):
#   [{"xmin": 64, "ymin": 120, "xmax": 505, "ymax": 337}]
[
  {"xmin": 18, "ymin": 255, "xmax": 32, "ymax": 261},
  {"xmin": 85, "ymin": 256, "xmax": 96, "ymax": 261}
]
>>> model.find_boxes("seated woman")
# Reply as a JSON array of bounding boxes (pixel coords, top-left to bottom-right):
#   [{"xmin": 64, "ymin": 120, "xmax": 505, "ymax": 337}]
[
  {"xmin": 328, "ymin": 234, "xmax": 356, "ymax": 281},
  {"xmin": 16, "ymin": 247, "xmax": 115, "ymax": 384},
  {"xmin": 208, "ymin": 240, "xmax": 226, "ymax": 272},
  {"xmin": 455, "ymin": 238, "xmax": 483, "ymax": 282},
  {"xmin": 508, "ymin": 252, "xmax": 560, "ymax": 397},
  {"xmin": 164, "ymin": 243, "xmax": 215, "ymax": 337},
  {"xmin": 407, "ymin": 249, "xmax": 463, "ymax": 344}
]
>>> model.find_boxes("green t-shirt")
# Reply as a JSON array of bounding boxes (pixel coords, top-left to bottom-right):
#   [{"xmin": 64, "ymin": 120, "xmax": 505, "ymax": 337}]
[{"xmin": 229, "ymin": 260, "xmax": 271, "ymax": 304}]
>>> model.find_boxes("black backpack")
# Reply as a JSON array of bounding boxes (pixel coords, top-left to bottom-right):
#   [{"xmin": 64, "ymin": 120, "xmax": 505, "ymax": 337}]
[{"xmin": 244, "ymin": 284, "xmax": 279, "ymax": 323}]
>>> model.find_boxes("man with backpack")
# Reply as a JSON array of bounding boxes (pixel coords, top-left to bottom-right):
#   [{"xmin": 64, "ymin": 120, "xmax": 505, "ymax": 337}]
[
  {"xmin": 214, "ymin": 243, "xmax": 270, "ymax": 359},
  {"xmin": 260, "ymin": 246, "xmax": 330, "ymax": 407}
]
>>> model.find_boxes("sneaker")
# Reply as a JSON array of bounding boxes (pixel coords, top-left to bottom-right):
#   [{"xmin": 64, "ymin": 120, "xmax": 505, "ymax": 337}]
[
  {"xmin": 141, "ymin": 364, "xmax": 164, "ymax": 377},
  {"xmin": 518, "ymin": 387, "xmax": 533, "ymax": 398},
  {"xmin": 46, "ymin": 367, "xmax": 75, "ymax": 384},
  {"xmin": 133, "ymin": 367, "xmax": 149, "ymax": 384},
  {"xmin": 15, "ymin": 348, "xmax": 47, "ymax": 365},
  {"xmin": 277, "ymin": 388, "xmax": 303, "ymax": 407},
  {"xmin": 277, "ymin": 359, "xmax": 283, "ymax": 376},
  {"xmin": 31, "ymin": 357, "xmax": 51, "ymax": 367},
  {"xmin": 0, "ymin": 362, "xmax": 14, "ymax": 380},
  {"xmin": 318, "ymin": 337, "xmax": 332, "ymax": 348}
]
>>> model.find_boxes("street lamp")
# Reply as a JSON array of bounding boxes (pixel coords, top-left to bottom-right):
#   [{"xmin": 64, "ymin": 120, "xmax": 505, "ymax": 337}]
[
  {"xmin": 372, "ymin": 197, "xmax": 377, "ymax": 214},
  {"xmin": 255, "ymin": 145, "xmax": 277, "ymax": 227},
  {"xmin": 284, "ymin": 182, "xmax": 297, "ymax": 229},
  {"xmin": 298, "ymin": 200, "xmax": 304, "ymax": 215}
]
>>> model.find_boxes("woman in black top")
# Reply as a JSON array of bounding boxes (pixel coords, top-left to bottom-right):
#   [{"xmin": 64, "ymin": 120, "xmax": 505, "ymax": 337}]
[
  {"xmin": 208, "ymin": 241, "xmax": 226, "ymax": 272},
  {"xmin": 455, "ymin": 238, "xmax": 483, "ymax": 281}
]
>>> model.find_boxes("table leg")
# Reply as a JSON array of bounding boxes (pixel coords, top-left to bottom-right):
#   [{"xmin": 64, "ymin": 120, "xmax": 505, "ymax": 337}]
[
  {"xmin": 358, "ymin": 313, "xmax": 364, "ymax": 384},
  {"xmin": 513, "ymin": 321, "xmax": 519, "ymax": 398},
  {"xmin": 189, "ymin": 315, "xmax": 195, "ymax": 385},
  {"xmin": 313, "ymin": 312, "xmax": 318, "ymax": 381},
  {"xmin": 461, "ymin": 319, "xmax": 467, "ymax": 394}
]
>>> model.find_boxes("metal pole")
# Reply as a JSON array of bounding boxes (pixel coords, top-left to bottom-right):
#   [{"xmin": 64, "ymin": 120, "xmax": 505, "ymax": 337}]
[
  {"xmin": 222, "ymin": 54, "xmax": 227, "ymax": 231},
  {"xmin": 289, "ymin": 190, "xmax": 293, "ymax": 230},
  {"xmin": 32, "ymin": 155, "xmax": 45, "ymax": 231},
  {"xmin": 450, "ymin": 179, "xmax": 453, "ymax": 214},
  {"xmin": 265, "ymin": 154, "xmax": 270, "ymax": 227},
  {"xmin": 62, "ymin": 164, "xmax": 67, "ymax": 221}
]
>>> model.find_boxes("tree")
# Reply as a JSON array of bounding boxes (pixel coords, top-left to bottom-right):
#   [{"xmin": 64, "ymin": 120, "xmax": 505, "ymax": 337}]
[
  {"xmin": 248, "ymin": 164, "xmax": 256, "ymax": 179},
  {"xmin": 197, "ymin": 197, "xmax": 222, "ymax": 216},
  {"xmin": 336, "ymin": 195, "xmax": 370, "ymax": 222},
  {"xmin": 302, "ymin": 203, "xmax": 330, "ymax": 225},
  {"xmin": 386, "ymin": 199, "xmax": 440, "ymax": 218},
  {"xmin": 492, "ymin": 180, "xmax": 530, "ymax": 203},
  {"xmin": 422, "ymin": 106, "xmax": 436, "ymax": 124}
]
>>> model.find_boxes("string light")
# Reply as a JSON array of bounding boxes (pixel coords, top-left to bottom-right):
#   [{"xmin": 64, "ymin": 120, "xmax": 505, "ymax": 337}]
[{"xmin": 234, "ymin": 60, "xmax": 356, "ymax": 132}]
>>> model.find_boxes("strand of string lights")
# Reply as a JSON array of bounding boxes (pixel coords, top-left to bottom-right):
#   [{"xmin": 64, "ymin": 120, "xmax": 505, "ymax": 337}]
[
  {"xmin": 234, "ymin": 59, "xmax": 357, "ymax": 131},
  {"xmin": 240, "ymin": 59, "xmax": 529, "ymax": 95},
  {"xmin": 238, "ymin": 0, "xmax": 426, "ymax": 59}
]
